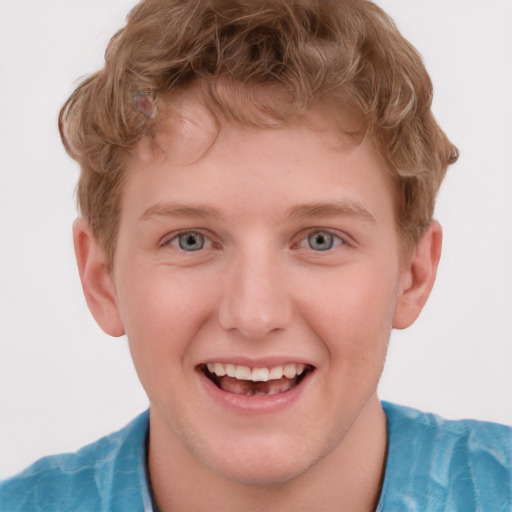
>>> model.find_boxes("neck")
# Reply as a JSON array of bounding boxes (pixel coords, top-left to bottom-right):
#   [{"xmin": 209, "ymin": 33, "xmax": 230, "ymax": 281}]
[{"xmin": 148, "ymin": 394, "xmax": 387, "ymax": 512}]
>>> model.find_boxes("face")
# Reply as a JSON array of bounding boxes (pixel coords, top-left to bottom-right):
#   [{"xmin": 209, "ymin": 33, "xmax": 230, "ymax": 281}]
[{"xmin": 108, "ymin": 101, "xmax": 409, "ymax": 486}]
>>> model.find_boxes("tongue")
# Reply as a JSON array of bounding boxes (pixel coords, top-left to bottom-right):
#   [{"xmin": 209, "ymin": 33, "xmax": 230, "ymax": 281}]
[{"xmin": 218, "ymin": 375, "xmax": 297, "ymax": 396}]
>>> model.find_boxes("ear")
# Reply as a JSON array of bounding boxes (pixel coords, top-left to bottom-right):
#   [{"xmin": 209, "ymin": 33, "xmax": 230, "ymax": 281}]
[
  {"xmin": 73, "ymin": 218, "xmax": 125, "ymax": 337},
  {"xmin": 392, "ymin": 220, "xmax": 443, "ymax": 330}
]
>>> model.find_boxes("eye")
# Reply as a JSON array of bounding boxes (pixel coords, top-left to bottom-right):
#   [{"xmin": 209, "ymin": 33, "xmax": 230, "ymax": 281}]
[
  {"xmin": 308, "ymin": 231, "xmax": 338, "ymax": 251},
  {"xmin": 165, "ymin": 231, "xmax": 210, "ymax": 252},
  {"xmin": 296, "ymin": 230, "xmax": 344, "ymax": 251}
]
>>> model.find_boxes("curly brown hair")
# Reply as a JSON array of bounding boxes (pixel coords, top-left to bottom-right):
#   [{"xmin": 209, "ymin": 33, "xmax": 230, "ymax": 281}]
[{"xmin": 59, "ymin": 0, "xmax": 458, "ymax": 263}]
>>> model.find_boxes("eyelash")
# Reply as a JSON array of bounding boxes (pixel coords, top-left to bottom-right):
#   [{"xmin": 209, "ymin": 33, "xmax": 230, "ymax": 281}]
[{"xmin": 161, "ymin": 228, "xmax": 347, "ymax": 253}]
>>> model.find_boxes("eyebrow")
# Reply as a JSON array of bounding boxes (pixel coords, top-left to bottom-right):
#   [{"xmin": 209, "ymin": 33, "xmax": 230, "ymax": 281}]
[
  {"xmin": 139, "ymin": 199, "xmax": 376, "ymax": 223},
  {"xmin": 286, "ymin": 200, "xmax": 376, "ymax": 223},
  {"xmin": 139, "ymin": 203, "xmax": 223, "ymax": 221}
]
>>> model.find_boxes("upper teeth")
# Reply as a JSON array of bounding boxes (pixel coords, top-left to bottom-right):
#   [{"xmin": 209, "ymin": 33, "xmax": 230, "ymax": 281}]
[{"xmin": 206, "ymin": 362, "xmax": 306, "ymax": 382}]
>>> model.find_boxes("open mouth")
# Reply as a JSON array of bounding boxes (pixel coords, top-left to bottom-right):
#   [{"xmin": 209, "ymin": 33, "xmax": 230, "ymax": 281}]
[{"xmin": 200, "ymin": 362, "xmax": 314, "ymax": 396}]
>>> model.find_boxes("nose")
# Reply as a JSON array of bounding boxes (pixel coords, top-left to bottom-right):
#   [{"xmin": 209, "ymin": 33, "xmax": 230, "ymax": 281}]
[{"xmin": 218, "ymin": 249, "xmax": 293, "ymax": 340}]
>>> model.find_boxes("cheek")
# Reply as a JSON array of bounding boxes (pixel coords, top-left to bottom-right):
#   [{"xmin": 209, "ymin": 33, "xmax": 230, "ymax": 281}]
[
  {"xmin": 119, "ymin": 266, "xmax": 214, "ymax": 330},
  {"xmin": 299, "ymin": 263, "xmax": 399, "ymax": 357},
  {"xmin": 116, "ymin": 269, "xmax": 218, "ymax": 379}
]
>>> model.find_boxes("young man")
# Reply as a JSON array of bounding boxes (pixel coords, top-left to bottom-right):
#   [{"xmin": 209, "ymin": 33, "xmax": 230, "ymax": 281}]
[{"xmin": 1, "ymin": 0, "xmax": 510, "ymax": 510}]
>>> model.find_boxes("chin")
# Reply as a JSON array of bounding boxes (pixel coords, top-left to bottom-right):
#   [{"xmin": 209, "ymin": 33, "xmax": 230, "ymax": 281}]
[
  {"xmin": 200, "ymin": 436, "xmax": 320, "ymax": 488},
  {"xmin": 218, "ymin": 460, "xmax": 309, "ymax": 488}
]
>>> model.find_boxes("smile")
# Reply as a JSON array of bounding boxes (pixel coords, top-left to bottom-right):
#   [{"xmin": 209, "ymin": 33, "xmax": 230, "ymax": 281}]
[{"xmin": 201, "ymin": 362, "xmax": 314, "ymax": 396}]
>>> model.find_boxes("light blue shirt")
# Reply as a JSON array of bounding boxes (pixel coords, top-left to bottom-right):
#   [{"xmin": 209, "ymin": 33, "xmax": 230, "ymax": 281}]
[{"xmin": 1, "ymin": 402, "xmax": 511, "ymax": 511}]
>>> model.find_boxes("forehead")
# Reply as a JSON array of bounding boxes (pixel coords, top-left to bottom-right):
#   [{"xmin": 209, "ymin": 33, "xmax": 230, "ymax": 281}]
[{"xmin": 122, "ymin": 99, "xmax": 396, "ymax": 232}]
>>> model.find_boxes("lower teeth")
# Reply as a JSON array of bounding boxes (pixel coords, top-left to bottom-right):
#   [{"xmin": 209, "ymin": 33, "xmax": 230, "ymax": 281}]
[{"xmin": 211, "ymin": 374, "xmax": 301, "ymax": 396}]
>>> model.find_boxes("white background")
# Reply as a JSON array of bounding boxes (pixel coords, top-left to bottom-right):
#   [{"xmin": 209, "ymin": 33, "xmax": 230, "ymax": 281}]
[{"xmin": 0, "ymin": 0, "xmax": 511, "ymax": 478}]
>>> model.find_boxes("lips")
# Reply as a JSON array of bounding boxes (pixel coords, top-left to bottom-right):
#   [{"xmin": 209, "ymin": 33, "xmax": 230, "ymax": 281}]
[{"xmin": 200, "ymin": 362, "xmax": 314, "ymax": 396}]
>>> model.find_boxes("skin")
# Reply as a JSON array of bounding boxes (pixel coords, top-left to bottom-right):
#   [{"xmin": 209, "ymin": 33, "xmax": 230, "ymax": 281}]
[{"xmin": 74, "ymin": 99, "xmax": 442, "ymax": 511}]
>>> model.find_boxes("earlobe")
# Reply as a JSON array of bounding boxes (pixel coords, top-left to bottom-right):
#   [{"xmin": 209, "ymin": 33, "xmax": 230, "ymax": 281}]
[
  {"xmin": 392, "ymin": 220, "xmax": 443, "ymax": 330},
  {"xmin": 73, "ymin": 218, "xmax": 125, "ymax": 337}
]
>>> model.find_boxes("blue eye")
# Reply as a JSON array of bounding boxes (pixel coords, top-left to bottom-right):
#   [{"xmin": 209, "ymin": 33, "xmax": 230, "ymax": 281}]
[
  {"xmin": 176, "ymin": 231, "xmax": 206, "ymax": 251},
  {"xmin": 307, "ymin": 231, "xmax": 340, "ymax": 251}
]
